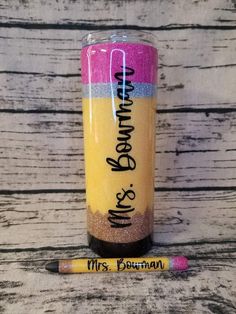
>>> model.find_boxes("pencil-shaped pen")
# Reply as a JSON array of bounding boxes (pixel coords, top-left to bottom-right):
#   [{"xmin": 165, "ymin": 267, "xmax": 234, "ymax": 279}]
[{"xmin": 45, "ymin": 256, "xmax": 188, "ymax": 273}]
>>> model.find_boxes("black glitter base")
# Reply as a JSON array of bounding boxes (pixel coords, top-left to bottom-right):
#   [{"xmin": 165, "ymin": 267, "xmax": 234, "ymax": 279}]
[{"xmin": 88, "ymin": 232, "xmax": 153, "ymax": 258}]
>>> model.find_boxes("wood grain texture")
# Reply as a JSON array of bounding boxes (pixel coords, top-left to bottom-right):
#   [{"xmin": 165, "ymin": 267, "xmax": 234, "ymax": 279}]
[
  {"xmin": 0, "ymin": 28, "xmax": 235, "ymax": 111},
  {"xmin": 0, "ymin": 0, "xmax": 235, "ymax": 28},
  {"xmin": 0, "ymin": 112, "xmax": 235, "ymax": 189},
  {"xmin": 0, "ymin": 254, "xmax": 235, "ymax": 314},
  {"xmin": 0, "ymin": 191, "xmax": 235, "ymax": 249},
  {"xmin": 0, "ymin": 0, "xmax": 236, "ymax": 313},
  {"xmin": 0, "ymin": 245, "xmax": 235, "ymax": 314}
]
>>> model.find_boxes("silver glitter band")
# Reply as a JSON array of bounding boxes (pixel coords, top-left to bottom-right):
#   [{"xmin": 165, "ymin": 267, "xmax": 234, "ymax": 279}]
[{"xmin": 83, "ymin": 83, "xmax": 157, "ymax": 98}]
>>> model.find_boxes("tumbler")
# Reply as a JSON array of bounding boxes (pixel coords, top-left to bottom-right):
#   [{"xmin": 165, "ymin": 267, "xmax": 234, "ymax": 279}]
[{"xmin": 81, "ymin": 30, "xmax": 157, "ymax": 257}]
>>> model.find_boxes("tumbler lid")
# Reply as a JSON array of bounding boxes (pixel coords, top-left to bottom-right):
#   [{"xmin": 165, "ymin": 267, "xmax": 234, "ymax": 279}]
[{"xmin": 82, "ymin": 30, "xmax": 156, "ymax": 47}]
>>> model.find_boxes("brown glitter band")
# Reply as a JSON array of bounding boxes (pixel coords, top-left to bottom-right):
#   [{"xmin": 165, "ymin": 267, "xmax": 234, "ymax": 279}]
[
  {"xmin": 59, "ymin": 260, "xmax": 73, "ymax": 273},
  {"xmin": 87, "ymin": 206, "xmax": 153, "ymax": 243}
]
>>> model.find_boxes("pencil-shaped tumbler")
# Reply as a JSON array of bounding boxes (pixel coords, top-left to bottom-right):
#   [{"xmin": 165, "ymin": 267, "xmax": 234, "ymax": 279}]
[{"xmin": 81, "ymin": 30, "xmax": 157, "ymax": 257}]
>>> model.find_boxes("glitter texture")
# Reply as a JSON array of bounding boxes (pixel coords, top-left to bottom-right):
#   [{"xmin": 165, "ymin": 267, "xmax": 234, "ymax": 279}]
[
  {"xmin": 88, "ymin": 206, "xmax": 153, "ymax": 243},
  {"xmin": 170, "ymin": 256, "xmax": 188, "ymax": 270},
  {"xmin": 81, "ymin": 42, "xmax": 157, "ymax": 84},
  {"xmin": 82, "ymin": 39, "xmax": 157, "ymax": 250},
  {"xmin": 83, "ymin": 83, "xmax": 157, "ymax": 98},
  {"xmin": 59, "ymin": 260, "xmax": 74, "ymax": 273}
]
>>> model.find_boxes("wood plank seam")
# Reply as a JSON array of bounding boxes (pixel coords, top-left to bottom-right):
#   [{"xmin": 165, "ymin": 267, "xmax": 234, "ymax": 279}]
[
  {"xmin": 1, "ymin": 186, "xmax": 236, "ymax": 195},
  {"xmin": 0, "ymin": 22, "xmax": 236, "ymax": 31},
  {"xmin": 0, "ymin": 108, "xmax": 236, "ymax": 114}
]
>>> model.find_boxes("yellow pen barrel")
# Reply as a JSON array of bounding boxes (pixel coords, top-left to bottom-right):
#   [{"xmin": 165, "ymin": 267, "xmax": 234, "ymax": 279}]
[{"xmin": 59, "ymin": 257, "xmax": 170, "ymax": 273}]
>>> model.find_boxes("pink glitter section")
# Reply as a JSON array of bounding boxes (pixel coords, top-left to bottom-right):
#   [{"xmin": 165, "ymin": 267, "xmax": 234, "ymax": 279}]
[
  {"xmin": 171, "ymin": 256, "xmax": 188, "ymax": 270},
  {"xmin": 81, "ymin": 42, "xmax": 157, "ymax": 84}
]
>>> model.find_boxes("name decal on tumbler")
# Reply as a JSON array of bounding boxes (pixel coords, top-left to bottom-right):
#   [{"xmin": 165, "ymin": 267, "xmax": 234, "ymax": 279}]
[
  {"xmin": 106, "ymin": 65, "xmax": 136, "ymax": 228},
  {"xmin": 106, "ymin": 66, "xmax": 136, "ymax": 172}
]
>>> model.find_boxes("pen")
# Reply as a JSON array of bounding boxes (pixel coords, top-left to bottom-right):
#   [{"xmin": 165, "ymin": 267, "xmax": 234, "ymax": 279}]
[{"xmin": 45, "ymin": 256, "xmax": 188, "ymax": 273}]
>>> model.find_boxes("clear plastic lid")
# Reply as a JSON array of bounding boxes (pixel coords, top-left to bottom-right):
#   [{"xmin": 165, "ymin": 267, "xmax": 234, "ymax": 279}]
[{"xmin": 82, "ymin": 29, "xmax": 156, "ymax": 47}]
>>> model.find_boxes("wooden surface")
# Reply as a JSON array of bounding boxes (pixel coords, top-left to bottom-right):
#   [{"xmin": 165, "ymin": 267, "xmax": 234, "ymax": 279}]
[{"xmin": 0, "ymin": 0, "xmax": 236, "ymax": 313}]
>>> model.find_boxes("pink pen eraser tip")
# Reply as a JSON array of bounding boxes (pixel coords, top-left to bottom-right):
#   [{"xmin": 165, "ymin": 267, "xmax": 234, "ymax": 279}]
[{"xmin": 171, "ymin": 256, "xmax": 188, "ymax": 270}]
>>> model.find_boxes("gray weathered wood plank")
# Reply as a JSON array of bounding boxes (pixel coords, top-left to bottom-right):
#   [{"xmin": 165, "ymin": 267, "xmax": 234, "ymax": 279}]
[
  {"xmin": 0, "ymin": 0, "xmax": 235, "ymax": 28},
  {"xmin": 1, "ymin": 240, "xmax": 235, "ymax": 264},
  {"xmin": 0, "ymin": 1, "xmax": 235, "ymax": 313},
  {"xmin": 0, "ymin": 112, "xmax": 235, "ymax": 189},
  {"xmin": 0, "ymin": 242, "xmax": 235, "ymax": 314},
  {"xmin": 0, "ymin": 28, "xmax": 235, "ymax": 111},
  {"xmin": 0, "ymin": 190, "xmax": 236, "ymax": 249}
]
